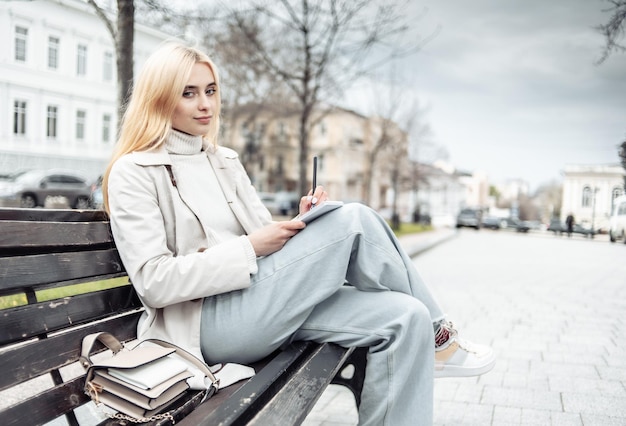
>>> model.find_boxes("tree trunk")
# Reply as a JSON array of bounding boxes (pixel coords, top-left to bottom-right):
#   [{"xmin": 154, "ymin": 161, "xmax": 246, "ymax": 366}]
[
  {"xmin": 299, "ymin": 106, "xmax": 311, "ymax": 196},
  {"xmin": 390, "ymin": 167, "xmax": 400, "ymax": 230},
  {"xmin": 116, "ymin": 0, "xmax": 135, "ymax": 128}
]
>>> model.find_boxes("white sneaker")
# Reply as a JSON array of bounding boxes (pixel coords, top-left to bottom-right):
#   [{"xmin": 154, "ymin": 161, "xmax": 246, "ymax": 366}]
[{"xmin": 434, "ymin": 322, "xmax": 495, "ymax": 378}]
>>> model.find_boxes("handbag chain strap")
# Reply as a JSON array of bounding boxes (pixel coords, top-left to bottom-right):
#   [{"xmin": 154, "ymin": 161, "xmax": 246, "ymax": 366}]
[
  {"xmin": 87, "ymin": 381, "xmax": 176, "ymax": 424},
  {"xmin": 105, "ymin": 409, "xmax": 175, "ymax": 424}
]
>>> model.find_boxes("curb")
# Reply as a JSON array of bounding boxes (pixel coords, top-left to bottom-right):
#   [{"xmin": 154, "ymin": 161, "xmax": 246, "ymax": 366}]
[{"xmin": 400, "ymin": 229, "xmax": 458, "ymax": 258}]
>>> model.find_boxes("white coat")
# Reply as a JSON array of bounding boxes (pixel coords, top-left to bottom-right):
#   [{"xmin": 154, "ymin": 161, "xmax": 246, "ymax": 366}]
[{"xmin": 108, "ymin": 145, "xmax": 273, "ymax": 361}]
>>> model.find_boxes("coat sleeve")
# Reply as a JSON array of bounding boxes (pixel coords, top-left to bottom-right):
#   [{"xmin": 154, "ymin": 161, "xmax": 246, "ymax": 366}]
[{"xmin": 108, "ymin": 156, "xmax": 252, "ymax": 309}]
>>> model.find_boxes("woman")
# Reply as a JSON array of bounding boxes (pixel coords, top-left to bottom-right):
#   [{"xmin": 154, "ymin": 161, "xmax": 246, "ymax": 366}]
[{"xmin": 103, "ymin": 42, "xmax": 495, "ymax": 426}]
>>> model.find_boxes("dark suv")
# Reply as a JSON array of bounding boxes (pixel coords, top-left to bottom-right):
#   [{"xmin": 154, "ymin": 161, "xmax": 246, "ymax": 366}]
[
  {"xmin": 456, "ymin": 208, "xmax": 482, "ymax": 230},
  {"xmin": 0, "ymin": 169, "xmax": 93, "ymax": 209}
]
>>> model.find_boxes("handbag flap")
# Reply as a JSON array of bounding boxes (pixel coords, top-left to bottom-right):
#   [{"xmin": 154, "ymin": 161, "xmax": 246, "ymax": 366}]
[
  {"xmin": 90, "ymin": 345, "xmax": 175, "ymax": 370},
  {"xmin": 94, "ymin": 369, "xmax": 193, "ymax": 400},
  {"xmin": 107, "ymin": 355, "xmax": 189, "ymax": 390}
]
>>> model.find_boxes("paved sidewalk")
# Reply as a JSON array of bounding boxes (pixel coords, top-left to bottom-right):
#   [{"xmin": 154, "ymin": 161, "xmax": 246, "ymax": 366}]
[{"xmin": 303, "ymin": 228, "xmax": 626, "ymax": 426}]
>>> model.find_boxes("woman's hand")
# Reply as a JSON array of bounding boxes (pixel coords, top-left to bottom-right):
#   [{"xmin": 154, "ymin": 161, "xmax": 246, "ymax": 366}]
[
  {"xmin": 299, "ymin": 186, "xmax": 328, "ymax": 215},
  {"xmin": 247, "ymin": 221, "xmax": 306, "ymax": 257}
]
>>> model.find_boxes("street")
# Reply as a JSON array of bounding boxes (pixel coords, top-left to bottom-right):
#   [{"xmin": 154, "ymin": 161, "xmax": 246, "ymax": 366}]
[{"xmin": 305, "ymin": 229, "xmax": 626, "ymax": 425}]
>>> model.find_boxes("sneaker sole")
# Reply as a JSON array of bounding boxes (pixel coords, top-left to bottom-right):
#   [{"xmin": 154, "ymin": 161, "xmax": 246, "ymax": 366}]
[{"xmin": 434, "ymin": 357, "xmax": 496, "ymax": 379}]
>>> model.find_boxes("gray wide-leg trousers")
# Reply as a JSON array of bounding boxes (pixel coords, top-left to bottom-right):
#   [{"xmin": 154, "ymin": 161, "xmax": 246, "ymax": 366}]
[{"xmin": 201, "ymin": 203, "xmax": 444, "ymax": 425}]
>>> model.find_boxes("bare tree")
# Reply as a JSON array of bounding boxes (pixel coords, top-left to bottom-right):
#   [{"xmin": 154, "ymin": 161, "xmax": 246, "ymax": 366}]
[
  {"xmin": 596, "ymin": 0, "xmax": 626, "ymax": 64},
  {"xmin": 534, "ymin": 181, "xmax": 563, "ymax": 221},
  {"xmin": 222, "ymin": 0, "xmax": 436, "ymax": 196},
  {"xmin": 595, "ymin": 2, "xmax": 626, "ymax": 186},
  {"xmin": 88, "ymin": 0, "xmax": 135, "ymax": 128},
  {"xmin": 386, "ymin": 101, "xmax": 433, "ymax": 230},
  {"xmin": 385, "ymin": 129, "xmax": 410, "ymax": 230},
  {"xmin": 364, "ymin": 72, "xmax": 434, "ymax": 228}
]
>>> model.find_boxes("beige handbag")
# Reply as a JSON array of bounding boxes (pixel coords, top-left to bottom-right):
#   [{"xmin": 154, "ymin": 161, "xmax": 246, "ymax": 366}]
[{"xmin": 80, "ymin": 332, "xmax": 219, "ymax": 423}]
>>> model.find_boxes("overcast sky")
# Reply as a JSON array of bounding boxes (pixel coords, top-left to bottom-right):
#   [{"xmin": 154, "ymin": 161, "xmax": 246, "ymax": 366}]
[{"xmin": 348, "ymin": 0, "xmax": 626, "ymax": 191}]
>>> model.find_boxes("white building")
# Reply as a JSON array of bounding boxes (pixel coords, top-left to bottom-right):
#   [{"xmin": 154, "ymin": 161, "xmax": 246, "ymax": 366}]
[
  {"xmin": 562, "ymin": 164, "xmax": 625, "ymax": 232},
  {"xmin": 0, "ymin": 0, "xmax": 174, "ymax": 181},
  {"xmin": 411, "ymin": 163, "xmax": 466, "ymax": 227}
]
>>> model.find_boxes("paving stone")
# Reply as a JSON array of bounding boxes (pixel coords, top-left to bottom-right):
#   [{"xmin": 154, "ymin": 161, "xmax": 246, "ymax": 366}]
[
  {"xmin": 562, "ymin": 392, "xmax": 626, "ymax": 417},
  {"xmin": 549, "ymin": 376, "xmax": 626, "ymax": 396},
  {"xmin": 492, "ymin": 406, "xmax": 521, "ymax": 425},
  {"xmin": 580, "ymin": 413, "xmax": 626, "ymax": 426},
  {"xmin": 482, "ymin": 386, "xmax": 562, "ymax": 411},
  {"xmin": 529, "ymin": 361, "xmax": 600, "ymax": 379},
  {"xmin": 597, "ymin": 365, "xmax": 626, "ymax": 381},
  {"xmin": 520, "ymin": 407, "xmax": 551, "ymax": 425},
  {"xmin": 550, "ymin": 411, "xmax": 583, "ymax": 425}
]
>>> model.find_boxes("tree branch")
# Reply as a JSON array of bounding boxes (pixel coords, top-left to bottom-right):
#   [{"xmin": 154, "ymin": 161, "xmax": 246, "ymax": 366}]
[
  {"xmin": 87, "ymin": 0, "xmax": 117, "ymax": 42},
  {"xmin": 595, "ymin": 0, "xmax": 626, "ymax": 64}
]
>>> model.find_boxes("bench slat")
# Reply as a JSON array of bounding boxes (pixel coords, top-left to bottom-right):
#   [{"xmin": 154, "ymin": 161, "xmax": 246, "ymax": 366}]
[
  {"xmin": 0, "ymin": 220, "xmax": 114, "ymax": 253},
  {"xmin": 0, "ymin": 249, "xmax": 124, "ymax": 291},
  {"xmin": 0, "ymin": 311, "xmax": 141, "ymax": 392},
  {"xmin": 178, "ymin": 342, "xmax": 354, "ymax": 426},
  {"xmin": 249, "ymin": 342, "xmax": 354, "ymax": 425},
  {"xmin": 0, "ymin": 375, "xmax": 87, "ymax": 426},
  {"xmin": 0, "ymin": 286, "xmax": 141, "ymax": 345},
  {"xmin": 0, "ymin": 208, "xmax": 109, "ymax": 222}
]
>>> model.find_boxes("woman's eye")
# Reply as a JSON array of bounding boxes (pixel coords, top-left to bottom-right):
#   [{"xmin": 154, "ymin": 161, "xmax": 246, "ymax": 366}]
[
  {"xmin": 182, "ymin": 91, "xmax": 194, "ymax": 98},
  {"xmin": 206, "ymin": 88, "xmax": 216, "ymax": 96}
]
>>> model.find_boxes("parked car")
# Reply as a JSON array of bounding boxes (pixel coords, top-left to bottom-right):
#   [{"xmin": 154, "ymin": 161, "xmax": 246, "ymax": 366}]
[
  {"xmin": 0, "ymin": 170, "xmax": 29, "ymax": 181},
  {"xmin": 481, "ymin": 215, "xmax": 502, "ymax": 230},
  {"xmin": 0, "ymin": 169, "xmax": 93, "ymax": 209},
  {"xmin": 547, "ymin": 218, "xmax": 594, "ymax": 237},
  {"xmin": 90, "ymin": 175, "xmax": 104, "ymax": 210},
  {"xmin": 500, "ymin": 217, "xmax": 531, "ymax": 233},
  {"xmin": 482, "ymin": 216, "xmax": 531, "ymax": 232},
  {"xmin": 274, "ymin": 191, "xmax": 300, "ymax": 216},
  {"xmin": 258, "ymin": 191, "xmax": 300, "ymax": 216},
  {"xmin": 258, "ymin": 192, "xmax": 279, "ymax": 214},
  {"xmin": 547, "ymin": 219, "xmax": 565, "ymax": 234},
  {"xmin": 609, "ymin": 195, "xmax": 626, "ymax": 243},
  {"xmin": 456, "ymin": 208, "xmax": 481, "ymax": 229}
]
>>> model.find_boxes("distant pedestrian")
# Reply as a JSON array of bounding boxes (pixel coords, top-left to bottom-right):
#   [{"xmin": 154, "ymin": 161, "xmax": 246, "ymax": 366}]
[{"xmin": 566, "ymin": 213, "xmax": 575, "ymax": 237}]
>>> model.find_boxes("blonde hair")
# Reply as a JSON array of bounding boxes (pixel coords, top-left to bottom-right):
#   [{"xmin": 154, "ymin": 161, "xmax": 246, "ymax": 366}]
[{"xmin": 102, "ymin": 42, "xmax": 221, "ymax": 212}]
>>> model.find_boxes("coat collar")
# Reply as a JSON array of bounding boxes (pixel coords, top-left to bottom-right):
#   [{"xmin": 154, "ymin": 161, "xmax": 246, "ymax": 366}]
[
  {"xmin": 128, "ymin": 147, "xmax": 172, "ymax": 166},
  {"xmin": 127, "ymin": 145, "xmax": 261, "ymax": 235}
]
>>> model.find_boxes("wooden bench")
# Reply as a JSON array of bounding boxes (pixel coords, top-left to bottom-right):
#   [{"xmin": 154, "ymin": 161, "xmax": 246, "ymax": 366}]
[{"xmin": 0, "ymin": 208, "xmax": 367, "ymax": 426}]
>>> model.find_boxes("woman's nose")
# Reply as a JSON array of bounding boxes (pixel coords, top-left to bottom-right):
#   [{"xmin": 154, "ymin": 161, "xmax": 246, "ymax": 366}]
[{"xmin": 198, "ymin": 94, "xmax": 211, "ymax": 110}]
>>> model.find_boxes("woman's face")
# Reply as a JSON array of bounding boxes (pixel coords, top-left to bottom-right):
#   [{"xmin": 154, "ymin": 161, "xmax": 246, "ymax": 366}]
[{"xmin": 172, "ymin": 62, "xmax": 218, "ymax": 136}]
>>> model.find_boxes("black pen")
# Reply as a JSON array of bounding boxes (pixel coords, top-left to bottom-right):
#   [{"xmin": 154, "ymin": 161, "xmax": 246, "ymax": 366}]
[{"xmin": 312, "ymin": 156, "xmax": 318, "ymax": 207}]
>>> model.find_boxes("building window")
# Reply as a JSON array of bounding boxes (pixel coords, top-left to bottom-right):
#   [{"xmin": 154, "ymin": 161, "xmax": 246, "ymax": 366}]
[
  {"xmin": 13, "ymin": 100, "xmax": 27, "ymax": 135},
  {"xmin": 76, "ymin": 110, "xmax": 86, "ymax": 140},
  {"xmin": 15, "ymin": 26, "xmax": 28, "ymax": 62},
  {"xmin": 77, "ymin": 44, "xmax": 87, "ymax": 76},
  {"xmin": 319, "ymin": 121, "xmax": 326, "ymax": 136},
  {"xmin": 581, "ymin": 186, "xmax": 592, "ymax": 208},
  {"xmin": 102, "ymin": 114, "xmax": 111, "ymax": 143},
  {"xmin": 47, "ymin": 106, "xmax": 58, "ymax": 138},
  {"xmin": 277, "ymin": 154, "xmax": 284, "ymax": 175},
  {"xmin": 103, "ymin": 51, "xmax": 113, "ymax": 81},
  {"xmin": 612, "ymin": 187, "xmax": 624, "ymax": 201},
  {"xmin": 48, "ymin": 36, "xmax": 60, "ymax": 69}
]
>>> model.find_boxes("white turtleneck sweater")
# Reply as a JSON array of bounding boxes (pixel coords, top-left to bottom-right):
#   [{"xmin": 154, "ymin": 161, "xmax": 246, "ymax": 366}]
[{"xmin": 165, "ymin": 130, "xmax": 258, "ymax": 274}]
